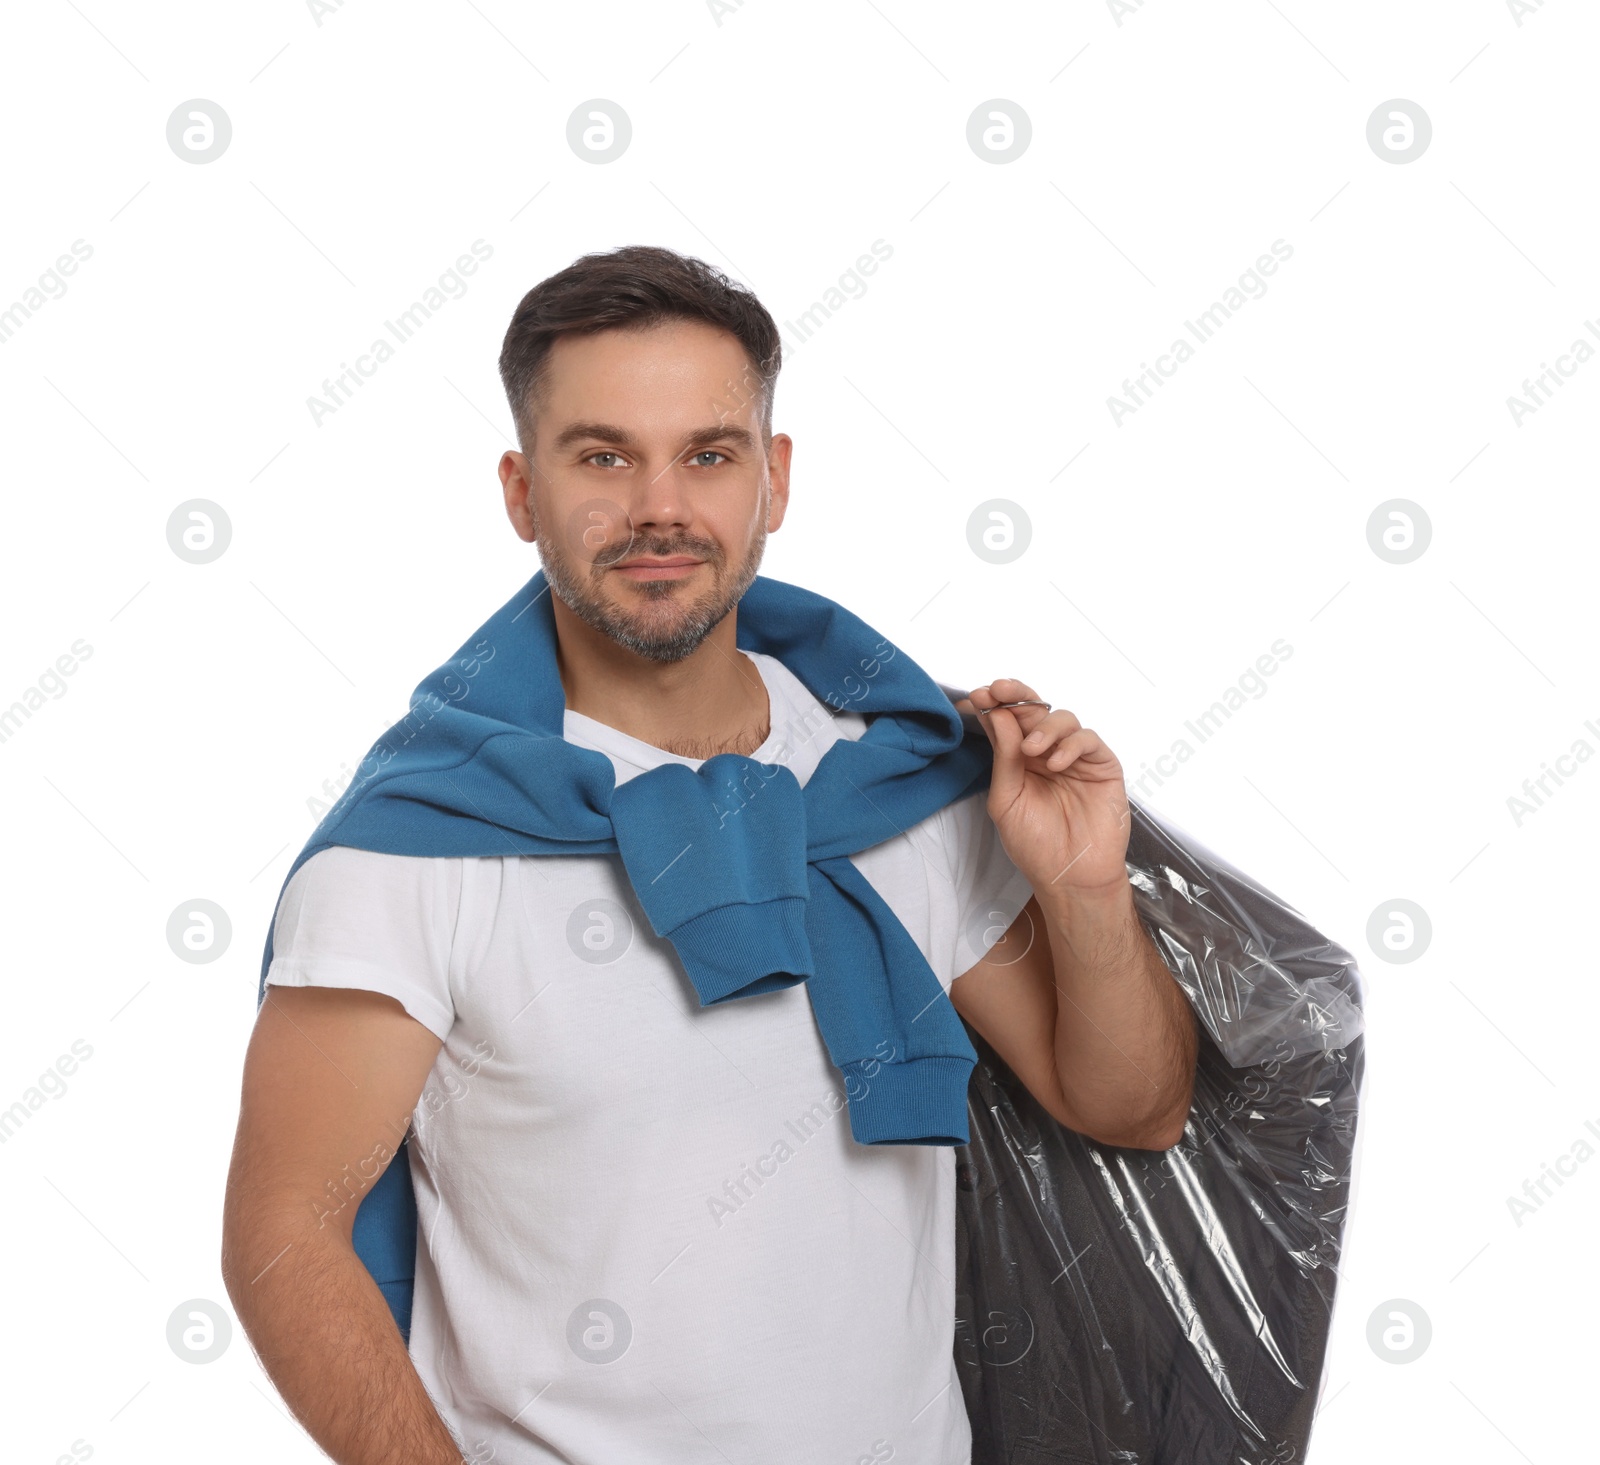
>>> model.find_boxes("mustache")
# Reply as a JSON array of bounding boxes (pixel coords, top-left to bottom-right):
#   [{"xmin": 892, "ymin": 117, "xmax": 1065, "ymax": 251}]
[{"xmin": 597, "ymin": 540, "xmax": 718, "ymax": 567}]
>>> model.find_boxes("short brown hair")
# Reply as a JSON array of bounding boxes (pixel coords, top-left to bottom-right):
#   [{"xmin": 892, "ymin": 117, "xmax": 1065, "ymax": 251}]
[{"xmin": 498, "ymin": 244, "xmax": 782, "ymax": 452}]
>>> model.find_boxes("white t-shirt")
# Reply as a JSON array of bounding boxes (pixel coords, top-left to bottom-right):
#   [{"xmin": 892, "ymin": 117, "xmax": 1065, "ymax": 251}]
[{"xmin": 267, "ymin": 650, "xmax": 1035, "ymax": 1465}]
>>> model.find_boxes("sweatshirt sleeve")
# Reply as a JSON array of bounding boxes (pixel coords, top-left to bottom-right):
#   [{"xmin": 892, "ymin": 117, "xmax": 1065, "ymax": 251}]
[{"xmin": 265, "ymin": 845, "xmax": 461, "ymax": 1042}]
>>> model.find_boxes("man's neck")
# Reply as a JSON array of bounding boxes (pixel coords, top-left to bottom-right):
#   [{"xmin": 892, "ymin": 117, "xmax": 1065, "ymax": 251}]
[{"xmin": 555, "ymin": 609, "xmax": 771, "ymax": 761}]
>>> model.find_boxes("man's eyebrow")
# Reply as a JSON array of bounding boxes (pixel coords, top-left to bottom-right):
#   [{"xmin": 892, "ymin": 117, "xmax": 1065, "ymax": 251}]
[
  {"xmin": 681, "ymin": 423, "xmax": 759, "ymax": 454},
  {"xmin": 550, "ymin": 421, "xmax": 633, "ymax": 452},
  {"xmin": 550, "ymin": 421, "xmax": 761, "ymax": 454}
]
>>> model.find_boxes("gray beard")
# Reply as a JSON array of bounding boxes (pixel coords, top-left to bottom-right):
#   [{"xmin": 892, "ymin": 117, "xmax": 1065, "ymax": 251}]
[{"xmin": 536, "ymin": 515, "xmax": 768, "ymax": 665}]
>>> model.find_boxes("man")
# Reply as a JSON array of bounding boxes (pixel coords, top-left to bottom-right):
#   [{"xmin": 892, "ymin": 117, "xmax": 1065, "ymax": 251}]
[{"xmin": 221, "ymin": 245, "xmax": 1199, "ymax": 1464}]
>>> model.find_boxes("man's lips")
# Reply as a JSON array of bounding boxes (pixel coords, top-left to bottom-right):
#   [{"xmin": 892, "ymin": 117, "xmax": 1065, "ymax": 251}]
[{"xmin": 611, "ymin": 557, "xmax": 703, "ymax": 580}]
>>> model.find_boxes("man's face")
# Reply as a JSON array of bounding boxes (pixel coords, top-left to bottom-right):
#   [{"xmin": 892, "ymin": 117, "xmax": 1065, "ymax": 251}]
[{"xmin": 501, "ymin": 318, "xmax": 791, "ymax": 664}]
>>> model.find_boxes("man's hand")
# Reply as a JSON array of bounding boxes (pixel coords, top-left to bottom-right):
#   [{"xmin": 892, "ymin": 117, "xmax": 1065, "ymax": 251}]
[{"xmin": 956, "ymin": 676, "xmax": 1130, "ymax": 899}]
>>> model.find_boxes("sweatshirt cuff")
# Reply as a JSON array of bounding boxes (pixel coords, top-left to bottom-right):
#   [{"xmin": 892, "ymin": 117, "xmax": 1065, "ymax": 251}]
[
  {"xmin": 669, "ymin": 896, "xmax": 814, "ymax": 1004},
  {"xmin": 842, "ymin": 1054, "xmax": 975, "ymax": 1146}
]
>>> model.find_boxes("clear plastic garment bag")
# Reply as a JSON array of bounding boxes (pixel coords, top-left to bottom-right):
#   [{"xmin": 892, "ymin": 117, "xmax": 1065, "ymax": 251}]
[{"xmin": 950, "ymin": 787, "xmax": 1364, "ymax": 1465}]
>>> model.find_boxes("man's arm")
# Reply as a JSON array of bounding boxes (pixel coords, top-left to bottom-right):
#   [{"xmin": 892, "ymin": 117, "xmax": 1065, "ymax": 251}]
[
  {"xmin": 950, "ymin": 886, "xmax": 1198, "ymax": 1151},
  {"xmin": 220, "ymin": 985, "xmax": 464, "ymax": 1465},
  {"xmin": 945, "ymin": 678, "xmax": 1199, "ymax": 1150}
]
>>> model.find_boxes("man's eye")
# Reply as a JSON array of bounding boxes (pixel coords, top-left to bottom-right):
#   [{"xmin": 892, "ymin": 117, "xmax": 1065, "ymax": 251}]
[
  {"xmin": 587, "ymin": 452, "xmax": 626, "ymax": 468},
  {"xmin": 691, "ymin": 451, "xmax": 727, "ymax": 467}
]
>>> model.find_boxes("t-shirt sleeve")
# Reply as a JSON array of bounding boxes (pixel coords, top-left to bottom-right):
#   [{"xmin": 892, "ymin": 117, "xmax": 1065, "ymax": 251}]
[
  {"xmin": 930, "ymin": 789, "xmax": 1036, "ymax": 988},
  {"xmin": 265, "ymin": 845, "xmax": 461, "ymax": 1042}
]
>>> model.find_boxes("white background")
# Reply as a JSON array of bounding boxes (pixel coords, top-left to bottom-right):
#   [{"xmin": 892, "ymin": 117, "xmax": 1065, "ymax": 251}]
[{"xmin": 1, "ymin": 1, "xmax": 1594, "ymax": 1460}]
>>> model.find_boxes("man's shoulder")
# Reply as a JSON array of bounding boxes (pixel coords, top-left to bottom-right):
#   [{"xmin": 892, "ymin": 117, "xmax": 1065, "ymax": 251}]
[{"xmin": 289, "ymin": 843, "xmax": 470, "ymax": 896}]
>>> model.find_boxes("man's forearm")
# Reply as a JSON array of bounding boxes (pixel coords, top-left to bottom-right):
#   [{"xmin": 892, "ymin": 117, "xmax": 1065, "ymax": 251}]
[
  {"xmin": 222, "ymin": 1209, "xmax": 465, "ymax": 1465},
  {"xmin": 1039, "ymin": 878, "xmax": 1198, "ymax": 1149}
]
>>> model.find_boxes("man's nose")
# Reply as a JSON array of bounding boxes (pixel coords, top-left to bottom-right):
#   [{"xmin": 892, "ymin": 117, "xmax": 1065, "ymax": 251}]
[{"xmin": 623, "ymin": 455, "xmax": 695, "ymax": 536}]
